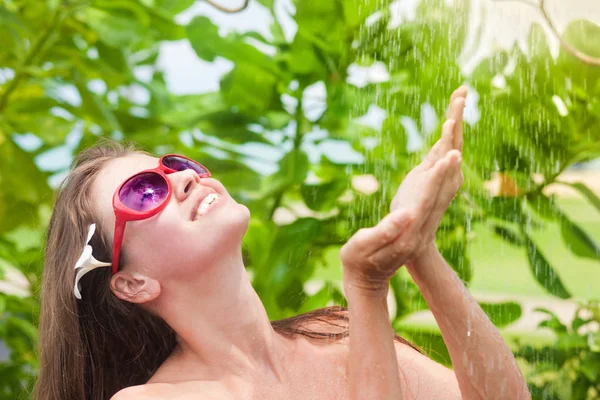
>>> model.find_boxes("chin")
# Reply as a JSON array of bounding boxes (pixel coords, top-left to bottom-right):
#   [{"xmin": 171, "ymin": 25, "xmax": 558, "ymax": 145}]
[
  {"xmin": 232, "ymin": 202, "xmax": 251, "ymax": 230},
  {"xmin": 217, "ymin": 201, "xmax": 251, "ymax": 236}
]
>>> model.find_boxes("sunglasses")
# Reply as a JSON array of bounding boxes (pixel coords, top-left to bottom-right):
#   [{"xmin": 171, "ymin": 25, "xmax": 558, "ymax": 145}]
[{"xmin": 111, "ymin": 154, "xmax": 211, "ymax": 275}]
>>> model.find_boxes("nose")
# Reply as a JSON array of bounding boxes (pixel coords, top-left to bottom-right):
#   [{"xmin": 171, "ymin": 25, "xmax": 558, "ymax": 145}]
[{"xmin": 170, "ymin": 169, "xmax": 200, "ymax": 202}]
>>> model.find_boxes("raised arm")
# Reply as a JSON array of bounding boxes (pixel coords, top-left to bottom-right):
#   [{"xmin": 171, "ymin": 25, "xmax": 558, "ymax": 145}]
[
  {"xmin": 406, "ymin": 246, "xmax": 530, "ymax": 399},
  {"xmin": 402, "ymin": 88, "xmax": 529, "ymax": 399},
  {"xmin": 341, "ymin": 87, "xmax": 529, "ymax": 400},
  {"xmin": 341, "ymin": 114, "xmax": 463, "ymax": 399}
]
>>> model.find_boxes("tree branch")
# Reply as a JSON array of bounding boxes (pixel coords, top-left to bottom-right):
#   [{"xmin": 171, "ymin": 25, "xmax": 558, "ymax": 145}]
[
  {"xmin": 538, "ymin": 0, "xmax": 600, "ymax": 66},
  {"xmin": 493, "ymin": 0, "xmax": 600, "ymax": 67},
  {"xmin": 204, "ymin": 0, "xmax": 250, "ymax": 13}
]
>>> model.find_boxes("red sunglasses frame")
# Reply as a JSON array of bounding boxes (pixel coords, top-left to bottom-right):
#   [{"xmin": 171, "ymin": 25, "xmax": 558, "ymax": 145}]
[{"xmin": 111, "ymin": 154, "xmax": 211, "ymax": 275}]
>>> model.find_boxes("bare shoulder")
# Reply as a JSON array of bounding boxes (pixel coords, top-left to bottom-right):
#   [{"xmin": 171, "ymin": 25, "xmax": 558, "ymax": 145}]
[
  {"xmin": 111, "ymin": 382, "xmax": 233, "ymax": 400},
  {"xmin": 394, "ymin": 340, "xmax": 461, "ymax": 399},
  {"xmin": 111, "ymin": 384, "xmax": 168, "ymax": 400}
]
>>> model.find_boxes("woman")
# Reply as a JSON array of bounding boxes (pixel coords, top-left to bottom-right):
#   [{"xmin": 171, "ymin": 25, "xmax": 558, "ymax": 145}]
[{"xmin": 34, "ymin": 87, "xmax": 530, "ymax": 400}]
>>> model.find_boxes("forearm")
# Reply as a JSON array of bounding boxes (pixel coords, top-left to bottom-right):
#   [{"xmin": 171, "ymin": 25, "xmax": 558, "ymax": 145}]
[
  {"xmin": 343, "ymin": 276, "xmax": 403, "ymax": 400},
  {"xmin": 406, "ymin": 246, "xmax": 530, "ymax": 400}
]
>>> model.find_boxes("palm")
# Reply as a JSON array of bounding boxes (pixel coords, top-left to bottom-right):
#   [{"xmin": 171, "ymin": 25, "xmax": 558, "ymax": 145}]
[{"xmin": 390, "ymin": 165, "xmax": 434, "ymax": 212}]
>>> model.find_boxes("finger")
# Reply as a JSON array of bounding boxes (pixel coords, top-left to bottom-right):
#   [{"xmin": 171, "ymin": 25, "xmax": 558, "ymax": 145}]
[
  {"xmin": 447, "ymin": 96, "xmax": 465, "ymax": 128},
  {"xmin": 423, "ymin": 119, "xmax": 455, "ymax": 169},
  {"xmin": 369, "ymin": 209, "xmax": 413, "ymax": 251},
  {"xmin": 410, "ymin": 154, "xmax": 453, "ymax": 234},
  {"xmin": 446, "ymin": 86, "xmax": 467, "ymax": 151},
  {"xmin": 446, "ymin": 86, "xmax": 468, "ymax": 118},
  {"xmin": 367, "ymin": 224, "xmax": 418, "ymax": 271},
  {"xmin": 348, "ymin": 209, "xmax": 412, "ymax": 255},
  {"xmin": 438, "ymin": 150, "xmax": 462, "ymax": 203},
  {"xmin": 451, "ymin": 97, "xmax": 465, "ymax": 151},
  {"xmin": 421, "ymin": 151, "xmax": 462, "ymax": 234}
]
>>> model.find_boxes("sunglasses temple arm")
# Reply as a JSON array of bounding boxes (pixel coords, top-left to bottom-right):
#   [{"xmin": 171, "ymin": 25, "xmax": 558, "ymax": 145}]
[{"xmin": 112, "ymin": 220, "xmax": 126, "ymax": 275}]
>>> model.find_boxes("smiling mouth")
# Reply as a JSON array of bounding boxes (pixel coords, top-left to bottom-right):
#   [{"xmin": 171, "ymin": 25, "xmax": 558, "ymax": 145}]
[{"xmin": 192, "ymin": 193, "xmax": 221, "ymax": 221}]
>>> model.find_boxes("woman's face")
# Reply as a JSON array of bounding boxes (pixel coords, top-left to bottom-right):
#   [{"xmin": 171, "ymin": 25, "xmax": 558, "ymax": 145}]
[{"xmin": 92, "ymin": 153, "xmax": 250, "ymax": 283}]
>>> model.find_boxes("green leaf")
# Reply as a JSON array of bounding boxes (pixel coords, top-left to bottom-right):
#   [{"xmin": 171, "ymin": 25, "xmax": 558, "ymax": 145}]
[
  {"xmin": 0, "ymin": 295, "xmax": 6, "ymax": 316},
  {"xmin": 398, "ymin": 327, "xmax": 451, "ymax": 366},
  {"xmin": 390, "ymin": 274, "xmax": 427, "ymax": 320},
  {"xmin": 534, "ymin": 307, "xmax": 568, "ymax": 334},
  {"xmin": 96, "ymin": 42, "xmax": 129, "ymax": 74},
  {"xmin": 243, "ymin": 219, "xmax": 276, "ymax": 270},
  {"xmin": 298, "ymin": 282, "xmax": 337, "ymax": 313},
  {"xmin": 560, "ymin": 216, "xmax": 600, "ymax": 260},
  {"xmin": 5, "ymin": 226, "xmax": 42, "ymax": 252},
  {"xmin": 301, "ymin": 179, "xmax": 347, "ymax": 212},
  {"xmin": 588, "ymin": 332, "xmax": 600, "ymax": 352},
  {"xmin": 0, "ymin": 7, "xmax": 27, "ymax": 61},
  {"xmin": 437, "ymin": 226, "xmax": 472, "ymax": 284},
  {"xmin": 264, "ymin": 111, "xmax": 292, "ymax": 130},
  {"xmin": 157, "ymin": 0, "xmax": 194, "ymax": 15},
  {"xmin": 73, "ymin": 74, "xmax": 121, "ymax": 132},
  {"xmin": 0, "ymin": 140, "xmax": 50, "ymax": 233},
  {"xmin": 556, "ymin": 332, "xmax": 588, "ymax": 349},
  {"xmin": 580, "ymin": 354, "xmax": 600, "ymax": 381},
  {"xmin": 492, "ymin": 225, "xmax": 525, "ymax": 246},
  {"xmin": 160, "ymin": 92, "xmax": 226, "ymax": 128},
  {"xmin": 564, "ymin": 182, "xmax": 600, "ymax": 212},
  {"xmin": 572, "ymin": 316, "xmax": 593, "ymax": 333},
  {"xmin": 256, "ymin": 0, "xmax": 275, "ymax": 8},
  {"xmin": 185, "ymin": 16, "xmax": 222, "ymax": 62},
  {"xmin": 254, "ymin": 218, "xmax": 321, "ymax": 316},
  {"xmin": 187, "ymin": 16, "xmax": 279, "ymax": 73},
  {"xmin": 221, "ymin": 63, "xmax": 278, "ymax": 114},
  {"xmin": 287, "ymin": 36, "xmax": 323, "ymax": 75},
  {"xmin": 263, "ymin": 150, "xmax": 310, "ymax": 195},
  {"xmin": 78, "ymin": 7, "xmax": 145, "ymax": 48},
  {"xmin": 523, "ymin": 234, "xmax": 571, "ymax": 299},
  {"xmin": 342, "ymin": 0, "xmax": 380, "ymax": 28},
  {"xmin": 479, "ymin": 301, "xmax": 522, "ymax": 328},
  {"xmin": 515, "ymin": 344, "xmax": 568, "ymax": 367},
  {"xmin": 276, "ymin": 277, "xmax": 307, "ymax": 311},
  {"xmin": 527, "ymin": 193, "xmax": 562, "ymax": 221},
  {"xmin": 6, "ymin": 316, "xmax": 37, "ymax": 342}
]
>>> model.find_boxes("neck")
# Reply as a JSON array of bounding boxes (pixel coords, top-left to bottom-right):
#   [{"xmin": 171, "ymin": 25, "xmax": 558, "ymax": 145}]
[{"xmin": 155, "ymin": 248, "xmax": 293, "ymax": 384}]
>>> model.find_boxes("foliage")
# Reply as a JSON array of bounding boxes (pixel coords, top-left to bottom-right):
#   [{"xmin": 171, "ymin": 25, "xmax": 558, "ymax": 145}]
[
  {"xmin": 516, "ymin": 301, "xmax": 600, "ymax": 400},
  {"xmin": 0, "ymin": 0, "xmax": 599, "ymax": 398}
]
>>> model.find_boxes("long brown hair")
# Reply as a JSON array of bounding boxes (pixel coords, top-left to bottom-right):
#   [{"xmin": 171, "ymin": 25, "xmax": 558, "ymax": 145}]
[{"xmin": 34, "ymin": 139, "xmax": 418, "ymax": 400}]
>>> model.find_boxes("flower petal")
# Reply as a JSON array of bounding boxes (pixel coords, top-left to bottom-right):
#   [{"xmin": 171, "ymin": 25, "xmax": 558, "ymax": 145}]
[
  {"xmin": 75, "ymin": 245, "xmax": 93, "ymax": 269},
  {"xmin": 74, "ymin": 265, "xmax": 97, "ymax": 300},
  {"xmin": 87, "ymin": 223, "xmax": 96, "ymax": 244},
  {"xmin": 89, "ymin": 255, "xmax": 111, "ymax": 268}
]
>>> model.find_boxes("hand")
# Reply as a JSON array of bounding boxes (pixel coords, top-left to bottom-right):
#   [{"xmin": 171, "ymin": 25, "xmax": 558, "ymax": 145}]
[
  {"xmin": 341, "ymin": 87, "xmax": 467, "ymax": 296},
  {"xmin": 390, "ymin": 86, "xmax": 467, "ymax": 253}
]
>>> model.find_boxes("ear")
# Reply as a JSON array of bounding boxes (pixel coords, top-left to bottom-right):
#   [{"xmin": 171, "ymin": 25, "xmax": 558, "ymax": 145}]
[{"xmin": 110, "ymin": 271, "xmax": 161, "ymax": 304}]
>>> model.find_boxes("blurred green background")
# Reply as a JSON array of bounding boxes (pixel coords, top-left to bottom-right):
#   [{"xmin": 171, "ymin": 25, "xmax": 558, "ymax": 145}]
[{"xmin": 0, "ymin": 0, "xmax": 599, "ymax": 398}]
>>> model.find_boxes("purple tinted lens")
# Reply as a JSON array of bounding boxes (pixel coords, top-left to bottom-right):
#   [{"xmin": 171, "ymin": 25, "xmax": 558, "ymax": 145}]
[
  {"xmin": 119, "ymin": 172, "xmax": 168, "ymax": 212},
  {"xmin": 162, "ymin": 156, "xmax": 208, "ymax": 175}
]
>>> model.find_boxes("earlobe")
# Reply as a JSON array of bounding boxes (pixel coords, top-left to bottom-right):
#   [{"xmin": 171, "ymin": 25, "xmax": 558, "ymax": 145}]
[{"xmin": 110, "ymin": 272, "xmax": 161, "ymax": 304}]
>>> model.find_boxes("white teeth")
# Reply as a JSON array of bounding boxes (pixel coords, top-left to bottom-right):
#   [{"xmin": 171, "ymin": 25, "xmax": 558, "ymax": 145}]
[{"xmin": 196, "ymin": 193, "xmax": 220, "ymax": 218}]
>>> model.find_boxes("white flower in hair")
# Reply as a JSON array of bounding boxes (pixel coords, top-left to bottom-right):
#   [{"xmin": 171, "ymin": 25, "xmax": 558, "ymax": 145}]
[{"xmin": 74, "ymin": 224, "xmax": 111, "ymax": 299}]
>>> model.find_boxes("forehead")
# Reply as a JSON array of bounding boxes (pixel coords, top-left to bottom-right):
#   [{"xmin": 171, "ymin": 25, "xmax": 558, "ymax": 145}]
[{"xmin": 92, "ymin": 153, "xmax": 159, "ymax": 224}]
